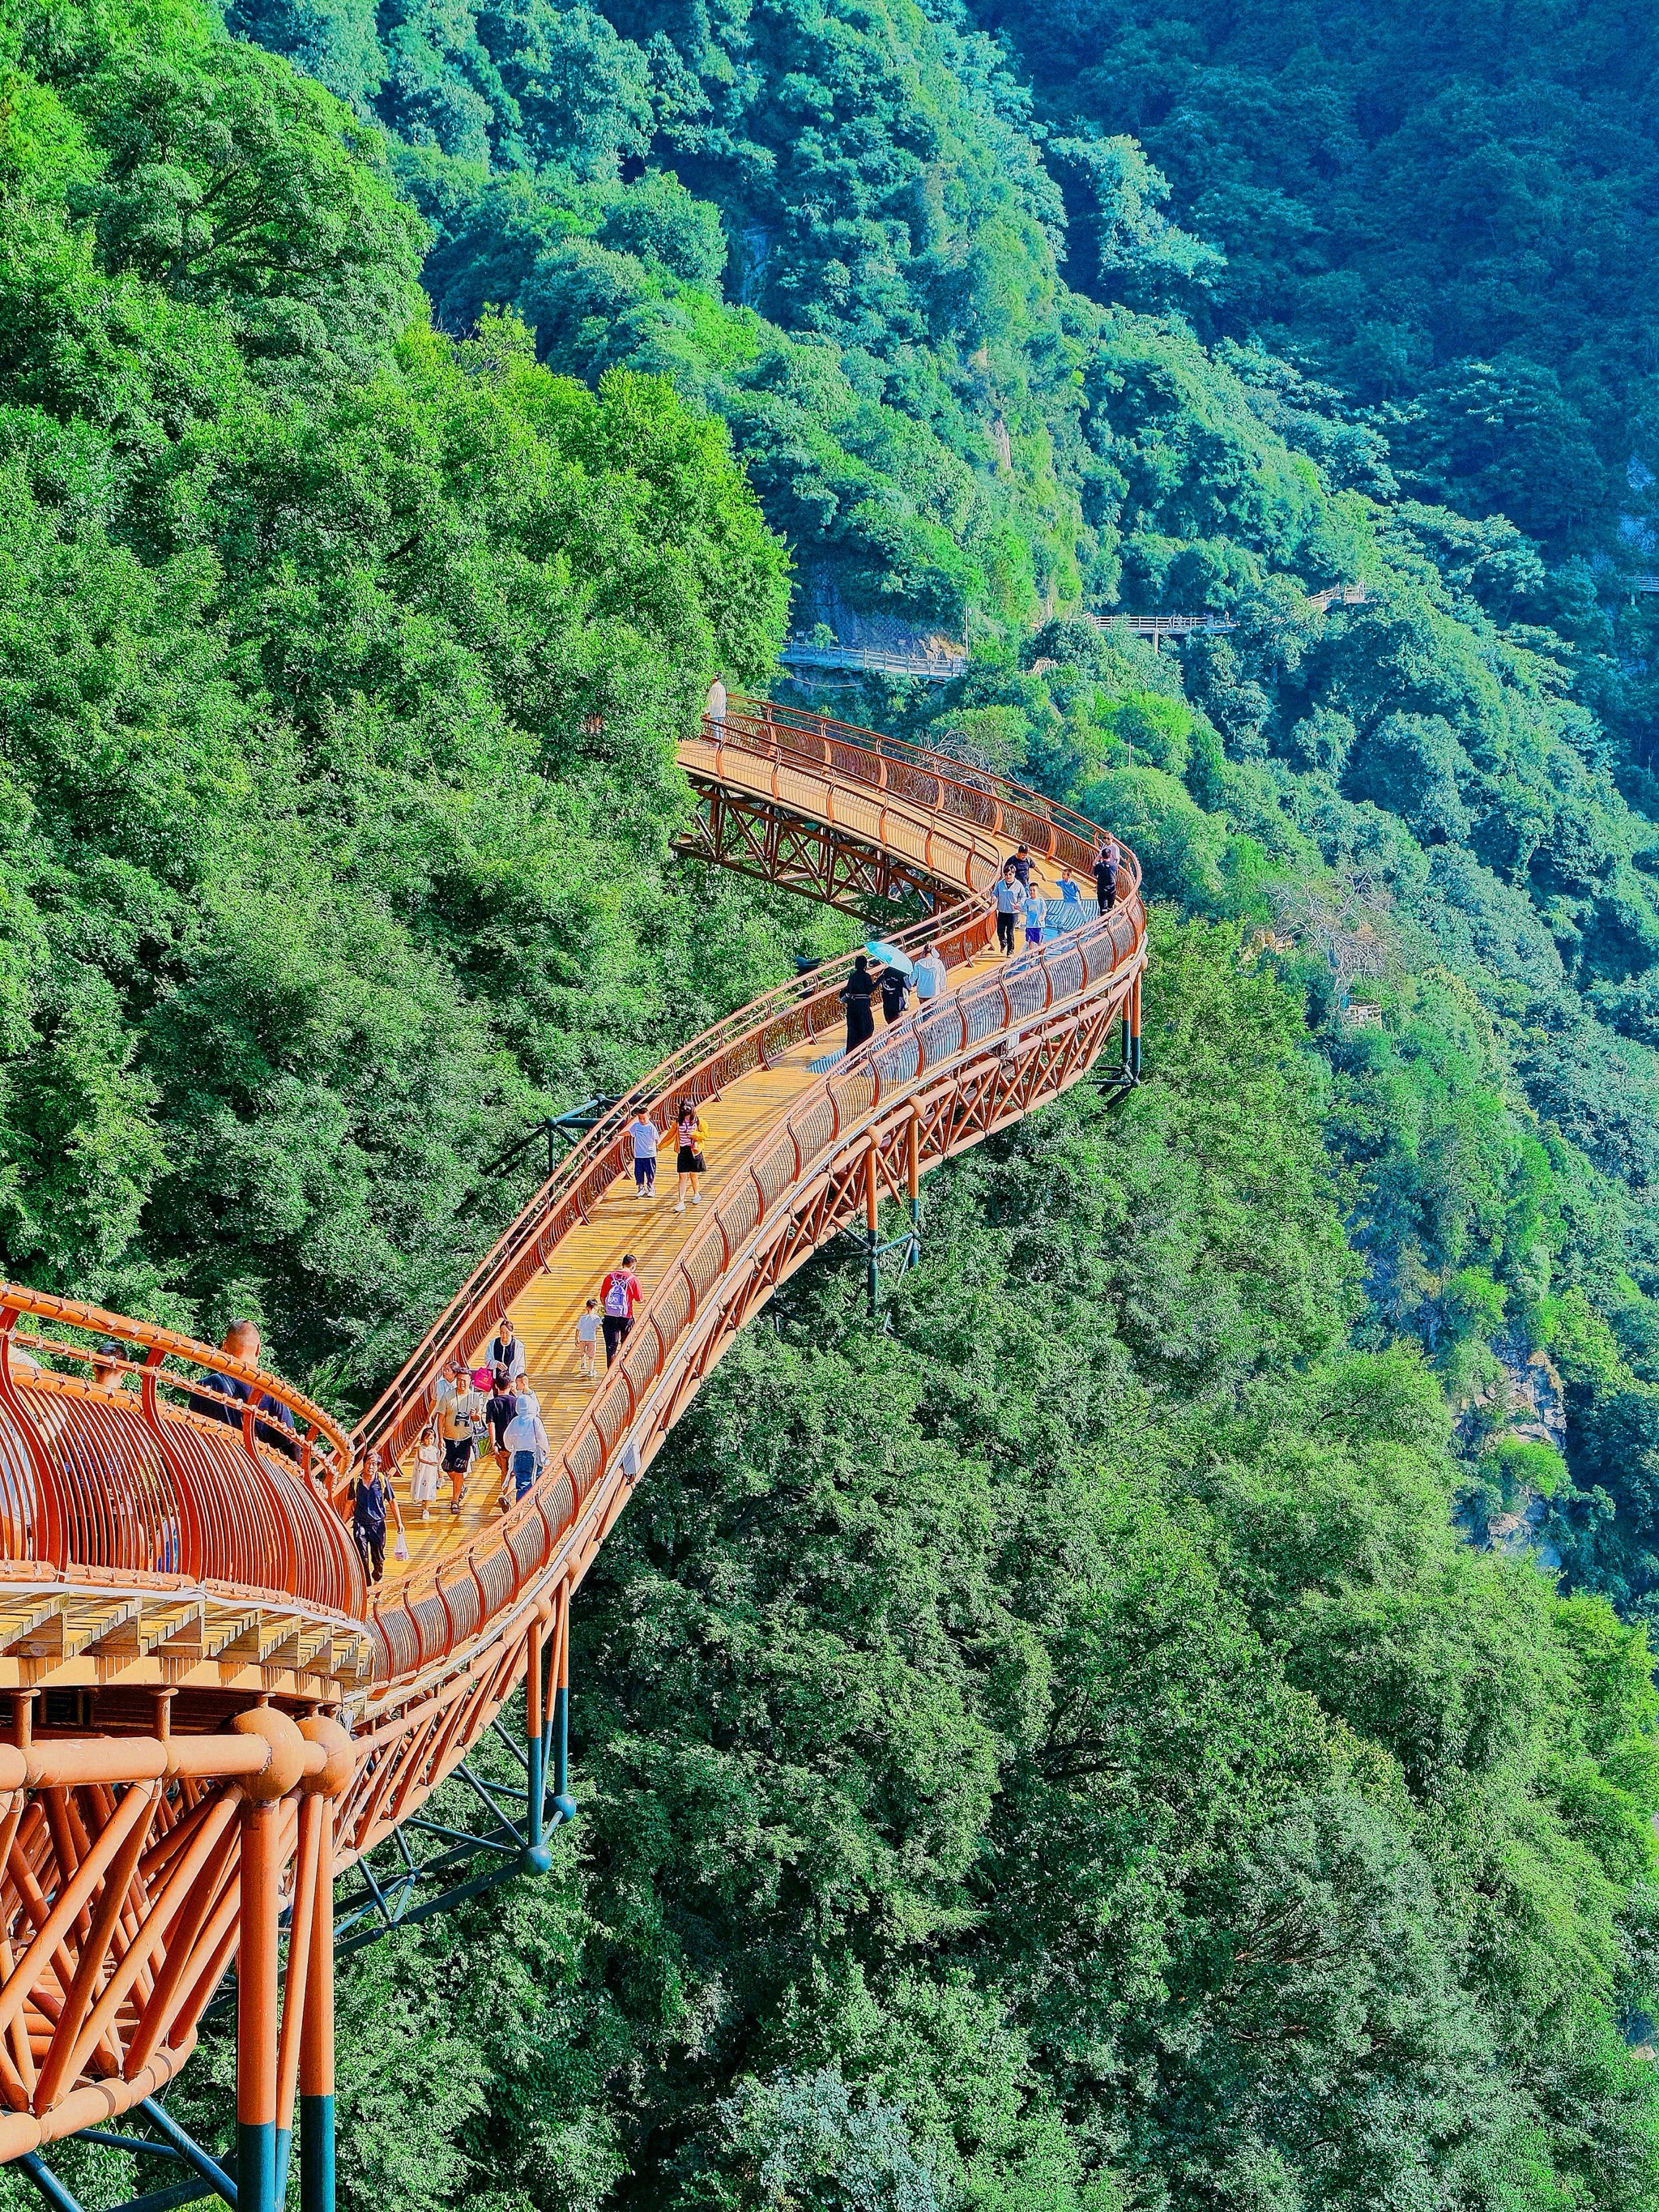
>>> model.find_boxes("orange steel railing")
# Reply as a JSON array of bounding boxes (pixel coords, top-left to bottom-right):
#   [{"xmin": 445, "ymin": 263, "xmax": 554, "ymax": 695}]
[
  {"xmin": 720, "ymin": 695, "xmax": 1111, "ymax": 866},
  {"xmin": 354, "ymin": 702, "xmax": 1124, "ymax": 1476},
  {"xmin": 358, "ymin": 878, "xmax": 1142, "ymax": 1679},
  {"xmin": 0, "ymin": 1290, "xmax": 365, "ymax": 1620}
]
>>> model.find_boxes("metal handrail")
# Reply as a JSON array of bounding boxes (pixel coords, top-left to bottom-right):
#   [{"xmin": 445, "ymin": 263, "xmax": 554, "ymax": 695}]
[
  {"xmin": 0, "ymin": 1288, "xmax": 365, "ymax": 1619},
  {"xmin": 721, "ymin": 695, "xmax": 1113, "ymax": 860}
]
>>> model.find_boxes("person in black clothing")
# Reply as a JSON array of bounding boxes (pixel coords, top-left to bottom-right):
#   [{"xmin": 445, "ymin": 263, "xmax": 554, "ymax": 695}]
[
  {"xmin": 879, "ymin": 963, "xmax": 910, "ymax": 1024},
  {"xmin": 1094, "ymin": 835, "xmax": 1121, "ymax": 914},
  {"xmin": 1007, "ymin": 843, "xmax": 1033, "ymax": 887},
  {"xmin": 349, "ymin": 1450, "xmax": 399, "ymax": 1584},
  {"xmin": 198, "ymin": 1320, "xmax": 299, "ymax": 1462},
  {"xmin": 485, "ymin": 1365, "xmax": 518, "ymax": 1495},
  {"xmin": 488, "ymin": 1318, "xmax": 525, "ymax": 1381},
  {"xmin": 841, "ymin": 954, "xmax": 876, "ymax": 1053}
]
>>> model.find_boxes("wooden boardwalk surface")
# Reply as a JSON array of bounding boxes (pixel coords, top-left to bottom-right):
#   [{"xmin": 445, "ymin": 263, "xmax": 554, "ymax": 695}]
[{"xmin": 384, "ymin": 946, "xmax": 1006, "ymax": 1584}]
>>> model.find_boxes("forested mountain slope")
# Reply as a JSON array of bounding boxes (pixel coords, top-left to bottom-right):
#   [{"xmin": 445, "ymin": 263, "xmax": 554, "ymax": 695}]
[
  {"xmin": 229, "ymin": 0, "xmax": 1659, "ymax": 1612},
  {"xmin": 5, "ymin": 0, "xmax": 1659, "ymax": 2202}
]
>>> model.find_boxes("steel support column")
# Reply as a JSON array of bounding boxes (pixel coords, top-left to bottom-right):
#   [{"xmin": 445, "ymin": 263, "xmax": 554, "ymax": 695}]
[
  {"xmin": 298, "ymin": 1795, "xmax": 335, "ymax": 2212},
  {"xmin": 551, "ymin": 1589, "xmax": 576, "ymax": 1826},
  {"xmin": 236, "ymin": 1802, "xmax": 279, "ymax": 2212}
]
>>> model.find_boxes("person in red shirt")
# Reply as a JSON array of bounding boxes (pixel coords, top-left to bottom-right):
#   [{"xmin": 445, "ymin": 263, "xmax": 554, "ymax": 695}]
[{"xmin": 599, "ymin": 1253, "xmax": 642, "ymax": 1368}]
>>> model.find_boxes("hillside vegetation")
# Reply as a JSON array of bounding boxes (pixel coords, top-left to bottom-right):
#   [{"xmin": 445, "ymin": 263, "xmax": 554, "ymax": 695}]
[{"xmin": 3, "ymin": 0, "xmax": 1659, "ymax": 2203}]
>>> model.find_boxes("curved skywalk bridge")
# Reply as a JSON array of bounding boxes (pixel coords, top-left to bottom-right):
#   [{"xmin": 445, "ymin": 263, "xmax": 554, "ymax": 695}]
[{"xmin": 0, "ymin": 701, "xmax": 1146, "ymax": 2208}]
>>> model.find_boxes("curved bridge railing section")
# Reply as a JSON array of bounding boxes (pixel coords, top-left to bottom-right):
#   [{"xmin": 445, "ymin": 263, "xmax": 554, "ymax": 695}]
[{"xmin": 0, "ymin": 702, "xmax": 1146, "ymax": 2189}]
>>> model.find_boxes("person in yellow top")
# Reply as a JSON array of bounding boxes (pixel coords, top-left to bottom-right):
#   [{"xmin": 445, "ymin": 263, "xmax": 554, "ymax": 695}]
[{"xmin": 675, "ymin": 1098, "xmax": 710, "ymax": 1211}]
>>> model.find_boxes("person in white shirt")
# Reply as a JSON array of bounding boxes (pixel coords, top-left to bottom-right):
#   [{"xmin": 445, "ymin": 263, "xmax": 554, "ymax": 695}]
[
  {"xmin": 626, "ymin": 1110, "xmax": 659, "ymax": 1198},
  {"xmin": 706, "ymin": 675, "xmax": 727, "ymax": 734},
  {"xmin": 915, "ymin": 946, "xmax": 947, "ymax": 1001},
  {"xmin": 502, "ymin": 1389, "xmax": 550, "ymax": 1503},
  {"xmin": 575, "ymin": 1298, "xmax": 601, "ymax": 1380}
]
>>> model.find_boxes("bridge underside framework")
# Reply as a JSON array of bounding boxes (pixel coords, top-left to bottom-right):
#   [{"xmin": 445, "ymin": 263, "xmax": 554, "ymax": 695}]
[
  {"xmin": 0, "ymin": 697, "xmax": 1146, "ymax": 2212},
  {"xmin": 676, "ymin": 771, "xmax": 947, "ymax": 918}
]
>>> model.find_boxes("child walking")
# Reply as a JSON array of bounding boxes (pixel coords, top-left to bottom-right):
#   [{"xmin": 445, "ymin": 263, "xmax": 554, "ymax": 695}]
[
  {"xmin": 576, "ymin": 1297, "xmax": 600, "ymax": 1379},
  {"xmin": 411, "ymin": 1420, "xmax": 442, "ymax": 1524}
]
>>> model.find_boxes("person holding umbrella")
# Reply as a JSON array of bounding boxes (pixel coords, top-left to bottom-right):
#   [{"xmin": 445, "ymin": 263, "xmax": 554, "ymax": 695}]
[
  {"xmin": 868, "ymin": 937, "xmax": 915, "ymax": 1025},
  {"xmin": 841, "ymin": 954, "xmax": 876, "ymax": 1053}
]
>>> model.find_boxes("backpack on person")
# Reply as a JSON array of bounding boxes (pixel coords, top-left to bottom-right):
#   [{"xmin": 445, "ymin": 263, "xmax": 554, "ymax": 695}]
[{"xmin": 603, "ymin": 1273, "xmax": 632, "ymax": 1317}]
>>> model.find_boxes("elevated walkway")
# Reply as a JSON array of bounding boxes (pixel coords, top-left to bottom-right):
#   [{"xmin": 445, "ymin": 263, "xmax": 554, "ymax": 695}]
[{"xmin": 0, "ymin": 702, "xmax": 1145, "ymax": 2182}]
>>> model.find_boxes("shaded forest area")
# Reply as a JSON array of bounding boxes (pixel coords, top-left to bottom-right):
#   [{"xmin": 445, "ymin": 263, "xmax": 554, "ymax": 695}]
[{"xmin": 5, "ymin": 0, "xmax": 1659, "ymax": 2201}]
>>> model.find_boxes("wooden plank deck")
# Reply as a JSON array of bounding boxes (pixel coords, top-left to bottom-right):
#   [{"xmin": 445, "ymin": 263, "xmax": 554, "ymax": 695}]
[{"xmin": 379, "ymin": 942, "xmax": 1015, "ymax": 1586}]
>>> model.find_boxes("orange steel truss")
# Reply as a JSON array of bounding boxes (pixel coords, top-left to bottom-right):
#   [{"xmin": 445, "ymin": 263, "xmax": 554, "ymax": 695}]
[{"xmin": 0, "ymin": 701, "xmax": 1146, "ymax": 2185}]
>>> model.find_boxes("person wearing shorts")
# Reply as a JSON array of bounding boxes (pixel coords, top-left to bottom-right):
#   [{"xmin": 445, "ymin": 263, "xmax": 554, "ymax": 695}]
[
  {"xmin": 600, "ymin": 1255, "xmax": 642, "ymax": 1365},
  {"xmin": 439, "ymin": 1369, "xmax": 474, "ymax": 1513},
  {"xmin": 675, "ymin": 1100, "xmax": 709, "ymax": 1211},
  {"xmin": 576, "ymin": 1299, "xmax": 601, "ymax": 1378},
  {"xmin": 1024, "ymin": 884, "xmax": 1046, "ymax": 946}
]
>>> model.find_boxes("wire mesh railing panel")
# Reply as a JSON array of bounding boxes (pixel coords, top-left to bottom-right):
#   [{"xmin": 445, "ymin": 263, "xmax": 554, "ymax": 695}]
[
  {"xmin": 790, "ymin": 1093, "xmax": 836, "ymax": 1162},
  {"xmin": 753, "ymin": 1136, "xmax": 795, "ymax": 1209},
  {"xmin": 720, "ymin": 1173, "xmax": 761, "ymax": 1246},
  {"xmin": 437, "ymin": 1562, "xmax": 483, "ymax": 1648},
  {"xmin": 474, "ymin": 1539, "xmax": 514, "ymax": 1616},
  {"xmin": 563, "ymin": 1426, "xmax": 603, "ymax": 1504},
  {"xmin": 1043, "ymin": 942, "xmax": 1085, "ymax": 1002},
  {"xmin": 506, "ymin": 1505, "xmax": 552, "ymax": 1589}
]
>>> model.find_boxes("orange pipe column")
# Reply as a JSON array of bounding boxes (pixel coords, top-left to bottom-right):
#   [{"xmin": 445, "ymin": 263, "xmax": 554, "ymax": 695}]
[
  {"xmin": 298, "ymin": 1715, "xmax": 352, "ymax": 2212},
  {"xmin": 237, "ymin": 1797, "xmax": 281, "ymax": 2212}
]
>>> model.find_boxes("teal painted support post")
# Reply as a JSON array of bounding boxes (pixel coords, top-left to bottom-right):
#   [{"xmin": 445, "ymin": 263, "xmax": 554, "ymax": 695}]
[
  {"xmin": 299, "ymin": 2098, "xmax": 334, "ymax": 2212},
  {"xmin": 522, "ymin": 1612, "xmax": 554, "ymax": 1870},
  {"xmin": 236, "ymin": 2124, "xmax": 274, "ymax": 2212},
  {"xmin": 552, "ymin": 1681, "xmax": 577, "ymax": 1824},
  {"xmin": 552, "ymin": 1591, "xmax": 577, "ymax": 1825},
  {"xmin": 274, "ymin": 2132, "xmax": 290, "ymax": 2207}
]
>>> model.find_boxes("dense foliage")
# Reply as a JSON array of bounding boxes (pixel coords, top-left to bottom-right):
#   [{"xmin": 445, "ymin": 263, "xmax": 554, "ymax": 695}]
[
  {"xmin": 35, "ymin": 921, "xmax": 1657, "ymax": 2212},
  {"xmin": 0, "ymin": 0, "xmax": 844, "ymax": 1387},
  {"xmin": 4, "ymin": 0, "xmax": 1659, "ymax": 2201}
]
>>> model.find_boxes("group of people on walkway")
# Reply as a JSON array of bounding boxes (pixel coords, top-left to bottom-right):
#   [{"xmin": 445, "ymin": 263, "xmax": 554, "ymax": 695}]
[
  {"xmin": 347, "ymin": 1241, "xmax": 660, "ymax": 1583},
  {"xmin": 625, "ymin": 1097, "xmax": 710, "ymax": 1208},
  {"xmin": 841, "ymin": 834, "xmax": 1124, "ymax": 1049},
  {"xmin": 348, "ymin": 1314, "xmax": 549, "ymax": 1582}
]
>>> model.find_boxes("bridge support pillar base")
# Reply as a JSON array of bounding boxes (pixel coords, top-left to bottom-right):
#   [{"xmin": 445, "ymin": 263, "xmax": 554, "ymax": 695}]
[{"xmin": 299, "ymin": 2097, "xmax": 334, "ymax": 2212}]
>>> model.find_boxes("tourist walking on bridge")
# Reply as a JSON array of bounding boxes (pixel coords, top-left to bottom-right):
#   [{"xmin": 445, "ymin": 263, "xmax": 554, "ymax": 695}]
[
  {"xmin": 915, "ymin": 944, "xmax": 947, "ymax": 1001},
  {"xmin": 412, "ymin": 1420, "xmax": 442, "ymax": 1522},
  {"xmin": 627, "ymin": 1108, "xmax": 660, "ymax": 1198},
  {"xmin": 841, "ymin": 954, "xmax": 876, "ymax": 1052},
  {"xmin": 502, "ymin": 1387, "xmax": 551, "ymax": 1502},
  {"xmin": 675, "ymin": 1100, "xmax": 708, "ymax": 1210},
  {"xmin": 199, "ymin": 1318, "xmax": 299, "ymax": 1461},
  {"xmin": 485, "ymin": 1367, "xmax": 518, "ymax": 1480},
  {"xmin": 487, "ymin": 1317, "xmax": 526, "ymax": 1381},
  {"xmin": 992, "ymin": 864, "xmax": 1026, "ymax": 955},
  {"xmin": 1094, "ymin": 835, "xmax": 1120, "ymax": 913},
  {"xmin": 439, "ymin": 1360, "xmax": 476, "ymax": 1512},
  {"xmin": 351, "ymin": 1450, "xmax": 403, "ymax": 1585},
  {"xmin": 880, "ymin": 959, "xmax": 911, "ymax": 1023},
  {"xmin": 600, "ymin": 1254, "xmax": 642, "ymax": 1366},
  {"xmin": 575, "ymin": 1298, "xmax": 600, "ymax": 1379},
  {"xmin": 706, "ymin": 673, "xmax": 727, "ymax": 735}
]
